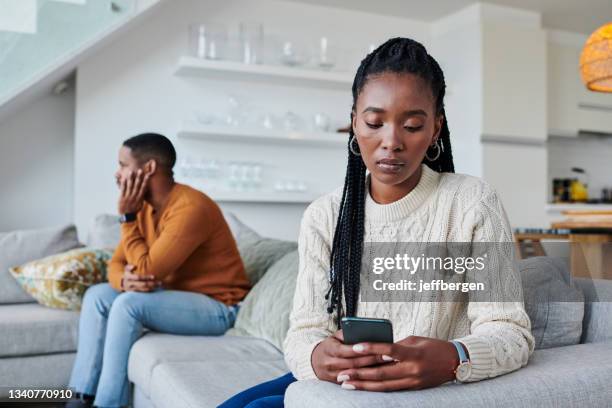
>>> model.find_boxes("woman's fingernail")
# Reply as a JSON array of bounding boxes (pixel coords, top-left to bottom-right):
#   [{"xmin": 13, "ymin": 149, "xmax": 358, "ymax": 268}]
[
  {"xmin": 341, "ymin": 382, "xmax": 356, "ymax": 390},
  {"xmin": 382, "ymin": 355, "xmax": 394, "ymax": 361},
  {"xmin": 353, "ymin": 344, "xmax": 365, "ymax": 352},
  {"xmin": 337, "ymin": 374, "xmax": 350, "ymax": 382}
]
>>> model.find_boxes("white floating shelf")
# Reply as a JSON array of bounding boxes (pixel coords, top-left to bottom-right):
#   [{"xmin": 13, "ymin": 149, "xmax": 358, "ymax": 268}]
[
  {"xmin": 180, "ymin": 181, "xmax": 319, "ymax": 203},
  {"xmin": 208, "ymin": 191, "xmax": 317, "ymax": 204},
  {"xmin": 174, "ymin": 56, "xmax": 353, "ymax": 89},
  {"xmin": 545, "ymin": 203, "xmax": 612, "ymax": 212},
  {"xmin": 177, "ymin": 121, "xmax": 348, "ymax": 147}
]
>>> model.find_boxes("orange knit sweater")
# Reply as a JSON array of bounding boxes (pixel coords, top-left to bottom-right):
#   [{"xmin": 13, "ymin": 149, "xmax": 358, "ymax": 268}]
[{"xmin": 107, "ymin": 183, "xmax": 250, "ymax": 305}]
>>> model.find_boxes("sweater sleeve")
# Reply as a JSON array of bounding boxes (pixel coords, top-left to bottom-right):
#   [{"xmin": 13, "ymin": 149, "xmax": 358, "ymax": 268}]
[
  {"xmin": 283, "ymin": 201, "xmax": 335, "ymax": 380},
  {"xmin": 121, "ymin": 204, "xmax": 210, "ymax": 280},
  {"xmin": 453, "ymin": 187, "xmax": 535, "ymax": 382}
]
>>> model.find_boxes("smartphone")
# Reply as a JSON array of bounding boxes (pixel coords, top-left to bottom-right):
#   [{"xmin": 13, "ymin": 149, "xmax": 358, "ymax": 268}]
[{"xmin": 340, "ymin": 317, "xmax": 393, "ymax": 345}]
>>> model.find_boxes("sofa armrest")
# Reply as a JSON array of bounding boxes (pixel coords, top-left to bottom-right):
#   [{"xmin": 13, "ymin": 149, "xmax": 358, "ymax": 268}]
[{"xmin": 285, "ymin": 343, "xmax": 612, "ymax": 408}]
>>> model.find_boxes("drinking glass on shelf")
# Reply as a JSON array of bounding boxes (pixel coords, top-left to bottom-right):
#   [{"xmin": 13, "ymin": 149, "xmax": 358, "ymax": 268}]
[
  {"xmin": 189, "ymin": 23, "xmax": 227, "ymax": 60},
  {"xmin": 280, "ymin": 39, "xmax": 309, "ymax": 67},
  {"xmin": 283, "ymin": 111, "xmax": 303, "ymax": 131},
  {"xmin": 209, "ymin": 160, "xmax": 221, "ymax": 180},
  {"xmin": 315, "ymin": 37, "xmax": 336, "ymax": 70},
  {"xmin": 228, "ymin": 162, "xmax": 241, "ymax": 191},
  {"xmin": 259, "ymin": 113, "xmax": 278, "ymax": 130},
  {"xmin": 313, "ymin": 112, "xmax": 331, "ymax": 132},
  {"xmin": 225, "ymin": 95, "xmax": 250, "ymax": 127},
  {"xmin": 179, "ymin": 157, "xmax": 194, "ymax": 178},
  {"xmin": 239, "ymin": 22, "xmax": 264, "ymax": 64},
  {"xmin": 194, "ymin": 159, "xmax": 206, "ymax": 178},
  {"xmin": 240, "ymin": 164, "xmax": 251, "ymax": 191},
  {"xmin": 285, "ymin": 180, "xmax": 296, "ymax": 192},
  {"xmin": 252, "ymin": 164, "xmax": 262, "ymax": 189},
  {"xmin": 193, "ymin": 111, "xmax": 219, "ymax": 125},
  {"xmin": 274, "ymin": 180, "xmax": 286, "ymax": 192},
  {"xmin": 201, "ymin": 159, "xmax": 222, "ymax": 191}
]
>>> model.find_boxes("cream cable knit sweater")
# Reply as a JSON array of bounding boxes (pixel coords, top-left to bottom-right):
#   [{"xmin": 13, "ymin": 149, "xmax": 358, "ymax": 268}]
[{"xmin": 283, "ymin": 164, "xmax": 535, "ymax": 382}]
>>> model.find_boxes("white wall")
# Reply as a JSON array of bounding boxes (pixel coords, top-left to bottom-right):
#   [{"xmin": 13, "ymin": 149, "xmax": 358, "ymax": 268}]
[
  {"xmin": 478, "ymin": 4, "xmax": 549, "ymax": 229},
  {"xmin": 483, "ymin": 141, "xmax": 549, "ymax": 228},
  {"xmin": 430, "ymin": 4, "xmax": 483, "ymax": 177},
  {"xmin": 431, "ymin": 3, "xmax": 550, "ymax": 229},
  {"xmin": 73, "ymin": 0, "xmax": 431, "ymax": 241},
  {"xmin": 0, "ymin": 0, "xmax": 555, "ymax": 238},
  {"xmin": 0, "ymin": 87, "xmax": 74, "ymax": 232}
]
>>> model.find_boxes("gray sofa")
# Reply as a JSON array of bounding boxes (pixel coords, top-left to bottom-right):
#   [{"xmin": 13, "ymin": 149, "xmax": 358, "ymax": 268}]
[
  {"xmin": 130, "ymin": 277, "xmax": 612, "ymax": 408},
  {"xmin": 1, "ymin": 218, "xmax": 611, "ymax": 408},
  {"xmin": 0, "ymin": 225, "xmax": 81, "ymax": 396}
]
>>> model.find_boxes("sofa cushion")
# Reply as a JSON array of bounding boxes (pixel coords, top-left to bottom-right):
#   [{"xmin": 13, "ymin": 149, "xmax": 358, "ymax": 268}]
[
  {"xmin": 285, "ymin": 342, "xmax": 612, "ymax": 408},
  {"xmin": 0, "ymin": 352, "xmax": 76, "ymax": 397},
  {"xmin": 0, "ymin": 225, "xmax": 81, "ymax": 304},
  {"xmin": 128, "ymin": 333, "xmax": 284, "ymax": 399},
  {"xmin": 86, "ymin": 214, "xmax": 121, "ymax": 249},
  {"xmin": 9, "ymin": 248, "xmax": 112, "ymax": 310},
  {"xmin": 149, "ymin": 361, "xmax": 287, "ymax": 408},
  {"xmin": 520, "ymin": 256, "xmax": 584, "ymax": 349},
  {"xmin": 0, "ymin": 303, "xmax": 79, "ymax": 357},
  {"xmin": 227, "ymin": 250, "xmax": 298, "ymax": 351},
  {"xmin": 225, "ymin": 213, "xmax": 297, "ymax": 285}
]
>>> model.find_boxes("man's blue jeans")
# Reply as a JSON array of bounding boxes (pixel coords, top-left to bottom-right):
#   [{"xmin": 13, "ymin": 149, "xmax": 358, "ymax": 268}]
[{"xmin": 68, "ymin": 283, "xmax": 238, "ymax": 408}]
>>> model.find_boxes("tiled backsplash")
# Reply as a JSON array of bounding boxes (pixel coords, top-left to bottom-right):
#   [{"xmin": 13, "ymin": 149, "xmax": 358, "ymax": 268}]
[{"xmin": 548, "ymin": 134, "xmax": 612, "ymax": 201}]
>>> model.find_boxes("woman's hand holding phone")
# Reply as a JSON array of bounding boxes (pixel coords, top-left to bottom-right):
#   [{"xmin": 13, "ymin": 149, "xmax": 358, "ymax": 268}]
[
  {"xmin": 336, "ymin": 335, "xmax": 460, "ymax": 391},
  {"xmin": 311, "ymin": 330, "xmax": 390, "ymax": 382}
]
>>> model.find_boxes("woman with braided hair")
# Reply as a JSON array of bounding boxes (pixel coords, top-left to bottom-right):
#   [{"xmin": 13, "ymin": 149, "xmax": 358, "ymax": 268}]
[{"xmin": 220, "ymin": 37, "xmax": 534, "ymax": 408}]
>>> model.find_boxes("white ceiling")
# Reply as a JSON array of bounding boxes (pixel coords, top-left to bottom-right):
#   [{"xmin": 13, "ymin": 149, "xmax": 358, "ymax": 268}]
[{"xmin": 281, "ymin": 0, "xmax": 612, "ymax": 34}]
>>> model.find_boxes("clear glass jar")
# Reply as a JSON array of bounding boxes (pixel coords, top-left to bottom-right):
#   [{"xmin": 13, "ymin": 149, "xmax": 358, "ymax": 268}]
[
  {"xmin": 189, "ymin": 23, "xmax": 227, "ymax": 60},
  {"xmin": 239, "ymin": 22, "xmax": 264, "ymax": 64}
]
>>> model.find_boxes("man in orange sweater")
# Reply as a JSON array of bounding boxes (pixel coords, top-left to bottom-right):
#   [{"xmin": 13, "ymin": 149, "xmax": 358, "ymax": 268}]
[{"xmin": 67, "ymin": 133, "xmax": 250, "ymax": 408}]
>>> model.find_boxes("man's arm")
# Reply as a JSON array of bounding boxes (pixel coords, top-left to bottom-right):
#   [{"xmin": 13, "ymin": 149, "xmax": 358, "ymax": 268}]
[{"xmin": 122, "ymin": 205, "xmax": 210, "ymax": 280}]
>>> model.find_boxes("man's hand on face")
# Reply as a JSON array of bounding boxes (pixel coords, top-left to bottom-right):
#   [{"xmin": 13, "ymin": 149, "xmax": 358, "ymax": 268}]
[
  {"xmin": 121, "ymin": 264, "xmax": 161, "ymax": 292},
  {"xmin": 118, "ymin": 169, "xmax": 150, "ymax": 215}
]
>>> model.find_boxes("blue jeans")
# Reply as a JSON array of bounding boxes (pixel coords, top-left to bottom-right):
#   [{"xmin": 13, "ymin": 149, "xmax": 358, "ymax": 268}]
[
  {"xmin": 69, "ymin": 283, "xmax": 238, "ymax": 408},
  {"xmin": 218, "ymin": 372, "xmax": 297, "ymax": 408}
]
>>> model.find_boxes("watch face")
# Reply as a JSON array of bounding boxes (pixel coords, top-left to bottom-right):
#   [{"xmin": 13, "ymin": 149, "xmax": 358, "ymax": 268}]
[{"xmin": 456, "ymin": 363, "xmax": 472, "ymax": 382}]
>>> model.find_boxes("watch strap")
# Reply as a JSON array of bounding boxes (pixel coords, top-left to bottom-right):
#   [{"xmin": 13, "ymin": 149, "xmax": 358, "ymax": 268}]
[
  {"xmin": 120, "ymin": 213, "xmax": 137, "ymax": 223},
  {"xmin": 451, "ymin": 340, "xmax": 469, "ymax": 363}
]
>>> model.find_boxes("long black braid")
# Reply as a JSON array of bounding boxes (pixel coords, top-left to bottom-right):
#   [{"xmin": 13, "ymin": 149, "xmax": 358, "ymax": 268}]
[{"xmin": 326, "ymin": 37, "xmax": 455, "ymax": 326}]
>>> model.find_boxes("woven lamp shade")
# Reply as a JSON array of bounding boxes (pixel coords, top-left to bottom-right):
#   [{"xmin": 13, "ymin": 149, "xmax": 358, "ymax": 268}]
[{"xmin": 580, "ymin": 22, "xmax": 612, "ymax": 93}]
